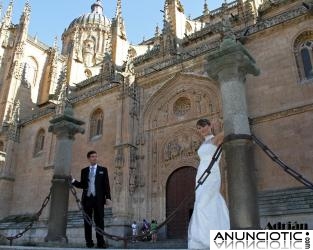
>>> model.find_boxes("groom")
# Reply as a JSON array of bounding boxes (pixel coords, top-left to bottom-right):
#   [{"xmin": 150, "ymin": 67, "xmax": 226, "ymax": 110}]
[{"xmin": 72, "ymin": 150, "xmax": 111, "ymax": 248}]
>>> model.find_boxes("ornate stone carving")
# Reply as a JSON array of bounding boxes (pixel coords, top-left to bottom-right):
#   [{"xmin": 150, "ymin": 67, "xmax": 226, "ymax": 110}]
[
  {"xmin": 122, "ymin": 50, "xmax": 136, "ymax": 86},
  {"xmin": 173, "ymin": 97, "xmax": 191, "ymax": 116},
  {"xmin": 73, "ymin": 25, "xmax": 82, "ymax": 62},
  {"xmin": 114, "ymin": 146, "xmax": 124, "ymax": 194},
  {"xmin": 8, "ymin": 61, "xmax": 23, "ymax": 80},
  {"xmin": 129, "ymin": 147, "xmax": 138, "ymax": 195},
  {"xmin": 163, "ymin": 133, "xmax": 201, "ymax": 164},
  {"xmin": 8, "ymin": 101, "xmax": 20, "ymax": 142},
  {"xmin": 2, "ymin": 32, "xmax": 9, "ymax": 48},
  {"xmin": 55, "ymin": 83, "xmax": 69, "ymax": 115},
  {"xmin": 82, "ymin": 36, "xmax": 96, "ymax": 67},
  {"xmin": 152, "ymin": 140, "xmax": 158, "ymax": 183},
  {"xmin": 135, "ymin": 3, "xmax": 307, "ymax": 77}
]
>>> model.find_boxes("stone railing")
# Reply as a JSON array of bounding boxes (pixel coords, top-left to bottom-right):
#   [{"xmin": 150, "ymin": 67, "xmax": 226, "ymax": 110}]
[
  {"xmin": 73, "ymin": 71, "xmax": 112, "ymax": 89},
  {"xmin": 133, "ymin": 45, "xmax": 161, "ymax": 65},
  {"xmin": 246, "ymin": 5, "xmax": 307, "ymax": 36}
]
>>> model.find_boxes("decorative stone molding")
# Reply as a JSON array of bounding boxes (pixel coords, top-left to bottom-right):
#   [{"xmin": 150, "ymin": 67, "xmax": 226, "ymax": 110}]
[
  {"xmin": 129, "ymin": 146, "xmax": 138, "ymax": 196},
  {"xmin": 250, "ymin": 102, "xmax": 313, "ymax": 125},
  {"xmin": 114, "ymin": 146, "xmax": 124, "ymax": 194},
  {"xmin": 248, "ymin": 5, "xmax": 307, "ymax": 36}
]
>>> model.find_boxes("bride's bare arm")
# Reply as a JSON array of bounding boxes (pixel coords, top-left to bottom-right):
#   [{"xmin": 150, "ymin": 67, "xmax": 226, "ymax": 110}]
[{"xmin": 213, "ymin": 132, "xmax": 224, "ymax": 146}]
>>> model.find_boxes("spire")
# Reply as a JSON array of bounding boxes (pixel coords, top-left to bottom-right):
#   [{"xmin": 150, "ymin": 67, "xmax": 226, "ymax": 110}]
[
  {"xmin": 17, "ymin": 0, "xmax": 30, "ymax": 42},
  {"xmin": 111, "ymin": 0, "xmax": 128, "ymax": 67},
  {"xmin": 155, "ymin": 24, "xmax": 160, "ymax": 37},
  {"xmin": 113, "ymin": 0, "xmax": 126, "ymax": 40},
  {"xmin": 2, "ymin": 0, "xmax": 14, "ymax": 28},
  {"xmin": 0, "ymin": 2, "xmax": 3, "ymax": 20},
  {"xmin": 20, "ymin": 0, "xmax": 31, "ymax": 25},
  {"xmin": 115, "ymin": 0, "xmax": 122, "ymax": 18},
  {"xmin": 203, "ymin": 0, "xmax": 209, "ymax": 15},
  {"xmin": 91, "ymin": 0, "xmax": 103, "ymax": 15},
  {"xmin": 53, "ymin": 36, "xmax": 58, "ymax": 51},
  {"xmin": 162, "ymin": 0, "xmax": 171, "ymax": 34}
]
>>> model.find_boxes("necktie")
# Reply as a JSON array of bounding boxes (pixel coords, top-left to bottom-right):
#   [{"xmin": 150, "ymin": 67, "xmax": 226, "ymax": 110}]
[{"xmin": 87, "ymin": 166, "xmax": 96, "ymax": 196}]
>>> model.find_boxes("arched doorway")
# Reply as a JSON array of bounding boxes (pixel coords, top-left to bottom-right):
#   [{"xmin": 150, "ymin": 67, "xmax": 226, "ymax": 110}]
[{"xmin": 166, "ymin": 166, "xmax": 196, "ymax": 239}]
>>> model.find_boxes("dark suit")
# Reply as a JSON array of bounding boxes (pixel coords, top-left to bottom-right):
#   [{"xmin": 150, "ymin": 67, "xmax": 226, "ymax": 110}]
[{"xmin": 73, "ymin": 165, "xmax": 111, "ymax": 248}]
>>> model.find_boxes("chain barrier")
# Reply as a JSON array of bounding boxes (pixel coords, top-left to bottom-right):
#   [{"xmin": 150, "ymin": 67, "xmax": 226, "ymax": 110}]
[
  {"xmin": 223, "ymin": 133, "xmax": 313, "ymax": 190},
  {"xmin": 68, "ymin": 144, "xmax": 223, "ymax": 248},
  {"xmin": 0, "ymin": 187, "xmax": 52, "ymax": 246},
  {"xmin": 250, "ymin": 134, "xmax": 313, "ymax": 190},
  {"xmin": 69, "ymin": 181, "xmax": 129, "ymax": 248},
  {"xmin": 2, "ymin": 133, "xmax": 308, "ymax": 248}
]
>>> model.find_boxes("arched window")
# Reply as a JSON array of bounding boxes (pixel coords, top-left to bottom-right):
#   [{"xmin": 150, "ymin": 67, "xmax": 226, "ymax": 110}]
[
  {"xmin": 25, "ymin": 57, "xmax": 38, "ymax": 86},
  {"xmin": 34, "ymin": 129, "xmax": 45, "ymax": 157},
  {"xmin": 90, "ymin": 109, "xmax": 103, "ymax": 139},
  {"xmin": 294, "ymin": 32, "xmax": 313, "ymax": 83}
]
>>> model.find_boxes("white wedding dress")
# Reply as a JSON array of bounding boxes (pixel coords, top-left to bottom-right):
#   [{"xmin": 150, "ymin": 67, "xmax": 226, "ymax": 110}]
[{"xmin": 188, "ymin": 135, "xmax": 230, "ymax": 249}]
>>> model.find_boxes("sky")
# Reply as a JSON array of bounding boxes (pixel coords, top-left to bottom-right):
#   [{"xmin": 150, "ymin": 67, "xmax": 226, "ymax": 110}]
[{"xmin": 5, "ymin": 0, "xmax": 223, "ymax": 47}]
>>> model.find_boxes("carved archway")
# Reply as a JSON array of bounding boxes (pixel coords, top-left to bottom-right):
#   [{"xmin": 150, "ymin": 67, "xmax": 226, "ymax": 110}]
[{"xmin": 142, "ymin": 72, "xmax": 223, "ymax": 228}]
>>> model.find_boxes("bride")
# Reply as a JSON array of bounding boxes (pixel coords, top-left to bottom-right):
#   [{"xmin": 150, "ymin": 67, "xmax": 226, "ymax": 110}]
[{"xmin": 188, "ymin": 118, "xmax": 230, "ymax": 249}]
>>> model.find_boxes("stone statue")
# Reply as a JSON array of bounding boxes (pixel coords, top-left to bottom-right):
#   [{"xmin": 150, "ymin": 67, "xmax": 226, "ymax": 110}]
[
  {"xmin": 82, "ymin": 36, "xmax": 96, "ymax": 67},
  {"xmin": 55, "ymin": 83, "xmax": 70, "ymax": 115}
]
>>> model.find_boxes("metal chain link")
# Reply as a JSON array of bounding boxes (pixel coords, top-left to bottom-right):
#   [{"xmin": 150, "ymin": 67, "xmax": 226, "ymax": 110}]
[
  {"xmin": 68, "ymin": 181, "xmax": 129, "ymax": 247},
  {"xmin": 0, "ymin": 186, "xmax": 52, "ymax": 245},
  {"xmin": 251, "ymin": 134, "xmax": 313, "ymax": 190}
]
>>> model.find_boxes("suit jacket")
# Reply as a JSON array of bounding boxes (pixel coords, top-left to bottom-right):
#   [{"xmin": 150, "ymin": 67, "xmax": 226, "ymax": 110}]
[{"xmin": 73, "ymin": 165, "xmax": 111, "ymax": 206}]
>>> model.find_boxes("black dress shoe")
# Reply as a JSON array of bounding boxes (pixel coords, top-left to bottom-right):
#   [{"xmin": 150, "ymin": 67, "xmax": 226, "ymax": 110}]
[
  {"xmin": 97, "ymin": 244, "xmax": 107, "ymax": 249},
  {"xmin": 86, "ymin": 242, "xmax": 94, "ymax": 248}
]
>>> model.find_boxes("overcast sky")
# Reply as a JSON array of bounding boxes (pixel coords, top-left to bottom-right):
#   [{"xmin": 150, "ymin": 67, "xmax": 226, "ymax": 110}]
[{"xmin": 6, "ymin": 0, "xmax": 223, "ymax": 47}]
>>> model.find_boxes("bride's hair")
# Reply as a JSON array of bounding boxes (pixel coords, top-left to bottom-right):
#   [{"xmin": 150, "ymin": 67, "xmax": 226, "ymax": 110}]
[{"xmin": 196, "ymin": 118, "xmax": 211, "ymax": 127}]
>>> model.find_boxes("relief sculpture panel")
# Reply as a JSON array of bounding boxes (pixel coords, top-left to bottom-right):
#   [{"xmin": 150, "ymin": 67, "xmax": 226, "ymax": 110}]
[{"xmin": 162, "ymin": 131, "xmax": 201, "ymax": 168}]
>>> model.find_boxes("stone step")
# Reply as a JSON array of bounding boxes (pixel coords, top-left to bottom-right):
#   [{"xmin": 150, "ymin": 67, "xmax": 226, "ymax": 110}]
[
  {"xmin": 128, "ymin": 239, "xmax": 187, "ymax": 249},
  {"xmin": 0, "ymin": 247, "xmax": 186, "ymax": 250},
  {"xmin": 258, "ymin": 187, "xmax": 313, "ymax": 216},
  {"xmin": 258, "ymin": 187, "xmax": 312, "ymax": 198},
  {"xmin": 0, "ymin": 238, "xmax": 187, "ymax": 249}
]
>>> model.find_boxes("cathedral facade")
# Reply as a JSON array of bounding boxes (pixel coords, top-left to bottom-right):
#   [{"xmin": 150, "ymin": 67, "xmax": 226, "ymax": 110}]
[{"xmin": 0, "ymin": 0, "xmax": 312, "ymax": 244}]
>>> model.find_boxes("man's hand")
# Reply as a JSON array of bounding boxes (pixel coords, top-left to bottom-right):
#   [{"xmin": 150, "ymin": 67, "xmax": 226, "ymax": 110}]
[
  {"xmin": 66, "ymin": 175, "xmax": 74, "ymax": 183},
  {"xmin": 105, "ymin": 199, "xmax": 112, "ymax": 207}
]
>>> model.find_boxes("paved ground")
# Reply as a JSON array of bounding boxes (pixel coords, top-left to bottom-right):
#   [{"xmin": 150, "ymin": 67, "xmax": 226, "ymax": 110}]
[
  {"xmin": 0, "ymin": 247, "xmax": 186, "ymax": 250},
  {"xmin": 0, "ymin": 239, "xmax": 188, "ymax": 250}
]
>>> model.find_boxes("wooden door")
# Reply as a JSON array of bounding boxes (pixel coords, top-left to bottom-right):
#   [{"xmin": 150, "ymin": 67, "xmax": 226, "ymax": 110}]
[{"xmin": 166, "ymin": 166, "xmax": 196, "ymax": 239}]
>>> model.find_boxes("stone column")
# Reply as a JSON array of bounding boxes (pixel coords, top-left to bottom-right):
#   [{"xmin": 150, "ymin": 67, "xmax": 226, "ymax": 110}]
[
  {"xmin": 0, "ymin": 110, "xmax": 20, "ymax": 219},
  {"xmin": 111, "ymin": 79, "xmax": 139, "ymax": 248},
  {"xmin": 45, "ymin": 104, "xmax": 84, "ymax": 243},
  {"xmin": 206, "ymin": 36, "xmax": 260, "ymax": 229}
]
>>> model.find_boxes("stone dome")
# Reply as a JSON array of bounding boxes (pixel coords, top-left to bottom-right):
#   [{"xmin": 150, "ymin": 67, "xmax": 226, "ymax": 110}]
[
  {"xmin": 67, "ymin": 0, "xmax": 110, "ymax": 30},
  {"xmin": 68, "ymin": 13, "xmax": 110, "ymax": 29}
]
